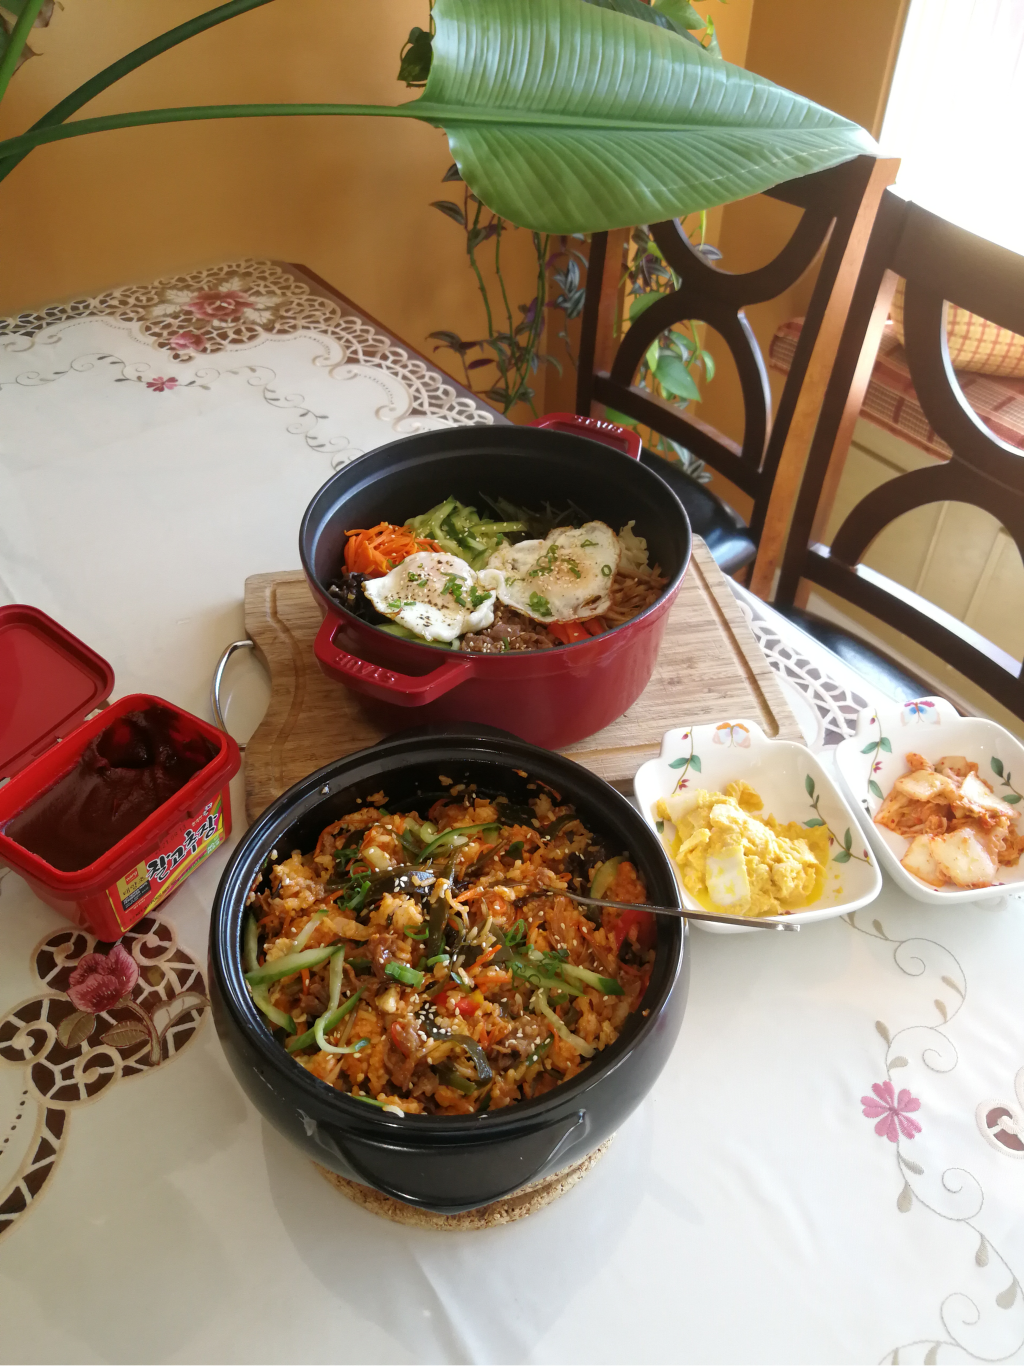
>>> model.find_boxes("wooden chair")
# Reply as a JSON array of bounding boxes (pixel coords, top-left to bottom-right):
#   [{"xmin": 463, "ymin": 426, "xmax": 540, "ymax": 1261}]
[
  {"xmin": 575, "ymin": 154, "xmax": 898, "ymax": 577},
  {"xmin": 774, "ymin": 191, "xmax": 1024, "ymax": 718}
]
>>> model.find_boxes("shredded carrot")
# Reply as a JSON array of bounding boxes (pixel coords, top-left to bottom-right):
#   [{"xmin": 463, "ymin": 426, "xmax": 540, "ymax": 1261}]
[
  {"xmin": 582, "ymin": 617, "xmax": 607, "ymax": 636},
  {"xmin": 547, "ymin": 621, "xmax": 591, "ymax": 645},
  {"xmin": 474, "ymin": 969, "xmax": 512, "ymax": 989},
  {"xmin": 454, "ymin": 885, "xmax": 487, "ymax": 903},
  {"xmin": 343, "ymin": 522, "xmax": 442, "ymax": 577}
]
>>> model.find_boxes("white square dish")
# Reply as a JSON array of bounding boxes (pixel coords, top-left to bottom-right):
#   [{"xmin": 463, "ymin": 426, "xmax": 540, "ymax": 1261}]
[
  {"xmin": 834, "ymin": 696, "xmax": 1024, "ymax": 905},
  {"xmin": 633, "ymin": 719, "xmax": 883, "ymax": 933}
]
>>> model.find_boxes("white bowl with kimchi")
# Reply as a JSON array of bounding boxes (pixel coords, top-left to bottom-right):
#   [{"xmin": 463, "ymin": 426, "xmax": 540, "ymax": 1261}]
[{"xmin": 834, "ymin": 696, "xmax": 1024, "ymax": 904}]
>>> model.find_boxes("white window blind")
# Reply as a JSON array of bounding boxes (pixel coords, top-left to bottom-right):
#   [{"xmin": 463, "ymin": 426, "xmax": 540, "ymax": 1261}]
[{"xmin": 879, "ymin": 0, "xmax": 1024, "ymax": 257}]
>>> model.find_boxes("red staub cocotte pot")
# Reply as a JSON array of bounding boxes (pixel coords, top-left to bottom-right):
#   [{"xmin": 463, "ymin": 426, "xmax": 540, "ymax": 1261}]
[{"xmin": 299, "ymin": 414, "xmax": 692, "ymax": 749}]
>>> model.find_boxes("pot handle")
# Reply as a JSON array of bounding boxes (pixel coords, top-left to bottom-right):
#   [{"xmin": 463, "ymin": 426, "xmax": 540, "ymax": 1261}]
[
  {"xmin": 319, "ymin": 1108, "xmax": 590, "ymax": 1213},
  {"xmin": 529, "ymin": 411, "xmax": 642, "ymax": 460},
  {"xmin": 313, "ymin": 613, "xmax": 474, "ymax": 707}
]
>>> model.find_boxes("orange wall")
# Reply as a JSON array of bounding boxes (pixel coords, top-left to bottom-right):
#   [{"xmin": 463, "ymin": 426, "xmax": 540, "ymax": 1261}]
[{"xmin": 0, "ymin": 0, "xmax": 537, "ymax": 383}]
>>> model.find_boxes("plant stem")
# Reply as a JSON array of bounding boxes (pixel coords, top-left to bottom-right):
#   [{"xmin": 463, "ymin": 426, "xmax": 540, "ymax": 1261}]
[
  {"xmin": 0, "ymin": 0, "xmax": 47, "ymax": 107},
  {"xmin": 0, "ymin": 0, "xmax": 277, "ymax": 186},
  {"xmin": 0, "ymin": 100, "xmax": 429, "ymax": 163}
]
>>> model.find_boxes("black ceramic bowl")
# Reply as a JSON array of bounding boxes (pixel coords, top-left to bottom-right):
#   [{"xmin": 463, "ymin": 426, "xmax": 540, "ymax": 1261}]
[{"xmin": 209, "ymin": 726, "xmax": 688, "ymax": 1214}]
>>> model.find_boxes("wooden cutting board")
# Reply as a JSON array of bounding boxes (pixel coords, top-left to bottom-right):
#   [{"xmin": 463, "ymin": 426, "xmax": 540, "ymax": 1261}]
[{"xmin": 241, "ymin": 538, "xmax": 801, "ymax": 823}]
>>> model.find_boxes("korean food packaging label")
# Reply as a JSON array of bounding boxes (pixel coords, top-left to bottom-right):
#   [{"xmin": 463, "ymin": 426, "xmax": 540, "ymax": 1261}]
[{"xmin": 107, "ymin": 795, "xmax": 226, "ymax": 932}]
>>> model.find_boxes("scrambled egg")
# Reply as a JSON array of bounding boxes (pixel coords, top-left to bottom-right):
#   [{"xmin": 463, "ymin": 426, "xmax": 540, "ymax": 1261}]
[{"xmin": 655, "ymin": 781, "xmax": 829, "ymax": 918}]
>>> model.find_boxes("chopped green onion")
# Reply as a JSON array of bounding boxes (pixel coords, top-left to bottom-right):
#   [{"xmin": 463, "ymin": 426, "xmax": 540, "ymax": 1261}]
[
  {"xmin": 403, "ymin": 926, "xmax": 430, "ymax": 940},
  {"xmin": 285, "ymin": 987, "xmax": 364, "ymax": 1053},
  {"xmin": 384, "ymin": 961, "xmax": 425, "ymax": 988},
  {"xmin": 505, "ymin": 840, "xmax": 524, "ymax": 862},
  {"xmin": 449, "ymin": 1034, "xmax": 492, "ymax": 1082},
  {"xmin": 352, "ymin": 1095, "xmax": 406, "ymax": 1116},
  {"xmin": 437, "ymin": 1064, "xmax": 477, "ymax": 1094},
  {"xmin": 347, "ymin": 958, "xmax": 372, "ymax": 973},
  {"xmin": 326, "ymin": 947, "xmax": 346, "ymax": 1013},
  {"xmin": 523, "ymin": 1035, "xmax": 553, "ymax": 1069},
  {"xmin": 293, "ymin": 909, "xmax": 329, "ymax": 951},
  {"xmin": 425, "ymin": 953, "xmax": 450, "ymax": 967},
  {"xmin": 589, "ymin": 856, "xmax": 623, "ymax": 901},
  {"xmin": 314, "ymin": 1016, "xmax": 370, "ymax": 1056},
  {"xmin": 244, "ymin": 943, "xmax": 341, "ymax": 986},
  {"xmin": 560, "ymin": 962, "xmax": 624, "ymax": 996},
  {"xmin": 509, "ymin": 956, "xmax": 585, "ymax": 996},
  {"xmin": 417, "ymin": 822, "xmax": 501, "ymax": 863},
  {"xmin": 249, "ymin": 985, "xmax": 295, "ymax": 1034},
  {"xmin": 243, "ymin": 914, "xmax": 259, "ymax": 975},
  {"xmin": 531, "ymin": 989, "xmax": 596, "ymax": 1058}
]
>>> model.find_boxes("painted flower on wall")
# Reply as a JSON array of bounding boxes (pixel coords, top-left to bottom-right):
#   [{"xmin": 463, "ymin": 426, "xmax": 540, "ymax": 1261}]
[
  {"xmin": 861, "ymin": 1079, "xmax": 922, "ymax": 1142},
  {"xmin": 145, "ymin": 376, "xmax": 178, "ymax": 392},
  {"xmin": 66, "ymin": 943, "xmax": 139, "ymax": 1014}
]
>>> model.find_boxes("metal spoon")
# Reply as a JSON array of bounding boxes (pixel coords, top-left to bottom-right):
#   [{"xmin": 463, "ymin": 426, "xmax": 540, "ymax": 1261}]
[{"xmin": 563, "ymin": 890, "xmax": 800, "ymax": 932}]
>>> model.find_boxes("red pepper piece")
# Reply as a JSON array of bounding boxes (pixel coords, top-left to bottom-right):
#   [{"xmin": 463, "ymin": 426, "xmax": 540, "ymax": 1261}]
[{"xmin": 612, "ymin": 907, "xmax": 658, "ymax": 954}]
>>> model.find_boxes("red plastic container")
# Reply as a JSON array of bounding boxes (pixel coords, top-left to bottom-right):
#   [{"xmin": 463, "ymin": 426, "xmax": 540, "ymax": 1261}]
[{"xmin": 0, "ymin": 606, "xmax": 240, "ymax": 939}]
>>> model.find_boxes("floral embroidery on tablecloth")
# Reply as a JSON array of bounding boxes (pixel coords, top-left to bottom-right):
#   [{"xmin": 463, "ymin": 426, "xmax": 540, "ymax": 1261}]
[
  {"xmin": 0, "ymin": 915, "xmax": 208, "ymax": 1244},
  {"xmin": 845, "ymin": 913, "xmax": 1024, "ymax": 1363},
  {"xmin": 0, "ymin": 259, "xmax": 493, "ymax": 431}
]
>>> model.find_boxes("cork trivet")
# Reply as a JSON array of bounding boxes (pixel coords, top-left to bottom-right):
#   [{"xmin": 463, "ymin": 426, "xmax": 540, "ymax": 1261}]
[{"xmin": 313, "ymin": 1138, "xmax": 611, "ymax": 1230}]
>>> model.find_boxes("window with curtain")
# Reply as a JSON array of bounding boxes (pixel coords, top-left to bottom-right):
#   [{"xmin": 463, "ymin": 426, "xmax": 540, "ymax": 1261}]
[{"xmin": 879, "ymin": 0, "xmax": 1024, "ymax": 257}]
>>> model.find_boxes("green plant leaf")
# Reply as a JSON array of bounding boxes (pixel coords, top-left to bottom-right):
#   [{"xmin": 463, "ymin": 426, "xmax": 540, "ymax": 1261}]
[
  {"xmin": 398, "ymin": 26, "xmax": 433, "ymax": 86},
  {"xmin": 581, "ymin": 0, "xmax": 694, "ymax": 40},
  {"xmin": 991, "ymin": 756, "xmax": 1004, "ymax": 778},
  {"xmin": 655, "ymin": 350, "xmax": 701, "ymax": 401},
  {"xmin": 628, "ymin": 291, "xmax": 663, "ymax": 322},
  {"xmin": 603, "ymin": 407, "xmax": 638, "ymax": 426},
  {"xmin": 653, "ymin": 0, "xmax": 705, "ymax": 31},
  {"xmin": 425, "ymin": 0, "xmax": 875, "ymax": 233},
  {"xmin": 698, "ymin": 349, "xmax": 715, "ymax": 380},
  {"xmin": 431, "ymin": 198, "xmax": 466, "ymax": 226}
]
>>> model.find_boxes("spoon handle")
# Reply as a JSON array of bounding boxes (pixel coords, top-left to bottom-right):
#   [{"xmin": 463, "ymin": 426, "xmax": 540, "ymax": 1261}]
[{"xmin": 563, "ymin": 891, "xmax": 800, "ymax": 932}]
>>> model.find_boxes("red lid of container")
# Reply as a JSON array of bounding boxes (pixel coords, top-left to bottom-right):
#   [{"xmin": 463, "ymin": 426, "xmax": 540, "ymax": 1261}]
[{"xmin": 0, "ymin": 605, "xmax": 115, "ymax": 782}]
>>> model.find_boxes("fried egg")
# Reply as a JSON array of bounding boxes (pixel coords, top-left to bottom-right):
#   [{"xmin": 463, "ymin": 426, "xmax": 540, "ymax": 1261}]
[
  {"xmin": 362, "ymin": 552, "xmax": 501, "ymax": 643},
  {"xmin": 486, "ymin": 522, "xmax": 620, "ymax": 623}
]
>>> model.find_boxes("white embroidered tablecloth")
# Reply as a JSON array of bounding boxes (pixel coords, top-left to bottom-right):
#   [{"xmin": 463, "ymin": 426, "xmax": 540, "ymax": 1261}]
[{"xmin": 1, "ymin": 265, "xmax": 1022, "ymax": 1366}]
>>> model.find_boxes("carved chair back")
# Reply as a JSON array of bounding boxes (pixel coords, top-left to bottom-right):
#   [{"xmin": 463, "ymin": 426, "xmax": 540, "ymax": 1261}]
[
  {"xmin": 775, "ymin": 191, "xmax": 1024, "ymax": 717},
  {"xmin": 575, "ymin": 154, "xmax": 897, "ymax": 584}
]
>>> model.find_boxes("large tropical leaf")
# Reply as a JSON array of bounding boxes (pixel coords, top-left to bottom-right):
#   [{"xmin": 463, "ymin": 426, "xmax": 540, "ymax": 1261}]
[{"xmin": 415, "ymin": 0, "xmax": 875, "ymax": 233}]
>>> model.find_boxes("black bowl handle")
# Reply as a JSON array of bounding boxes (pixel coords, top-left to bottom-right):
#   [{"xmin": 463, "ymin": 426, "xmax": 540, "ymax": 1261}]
[{"xmin": 305, "ymin": 1108, "xmax": 590, "ymax": 1214}]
